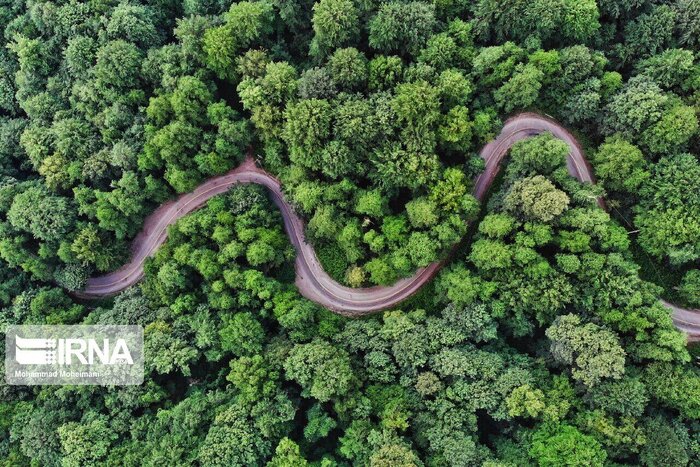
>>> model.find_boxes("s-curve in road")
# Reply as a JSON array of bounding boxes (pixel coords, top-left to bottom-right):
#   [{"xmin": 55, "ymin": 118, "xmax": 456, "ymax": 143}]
[{"xmin": 77, "ymin": 113, "xmax": 700, "ymax": 340}]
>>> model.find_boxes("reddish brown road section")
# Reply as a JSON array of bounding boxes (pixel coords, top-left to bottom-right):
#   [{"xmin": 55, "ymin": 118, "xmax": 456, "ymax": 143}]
[{"xmin": 78, "ymin": 113, "xmax": 700, "ymax": 339}]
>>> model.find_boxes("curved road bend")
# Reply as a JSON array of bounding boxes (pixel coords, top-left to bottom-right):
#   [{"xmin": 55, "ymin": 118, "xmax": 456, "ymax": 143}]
[{"xmin": 77, "ymin": 113, "xmax": 700, "ymax": 340}]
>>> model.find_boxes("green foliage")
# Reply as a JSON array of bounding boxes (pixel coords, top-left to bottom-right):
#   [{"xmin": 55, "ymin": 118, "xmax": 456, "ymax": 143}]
[
  {"xmin": 368, "ymin": 2, "xmax": 436, "ymax": 56},
  {"xmin": 494, "ymin": 64, "xmax": 544, "ymax": 113},
  {"xmin": 57, "ymin": 414, "xmax": 118, "ymax": 467},
  {"xmin": 220, "ymin": 312, "xmax": 265, "ymax": 356},
  {"xmin": 679, "ymin": 270, "xmax": 700, "ymax": 307},
  {"xmin": 203, "ymin": 1, "xmax": 274, "ymax": 80},
  {"xmin": 603, "ymin": 76, "xmax": 698, "ymax": 156},
  {"xmin": 546, "ymin": 314, "xmax": 626, "ymax": 387},
  {"xmin": 640, "ymin": 417, "xmax": 689, "ymax": 467},
  {"xmin": 268, "ymin": 438, "xmax": 309, "ymax": 466},
  {"xmin": 316, "ymin": 241, "xmax": 349, "ymax": 282},
  {"xmin": 198, "ymin": 395, "xmax": 295, "ymax": 465},
  {"xmin": 328, "ymin": 47, "xmax": 367, "ymax": 91},
  {"xmin": 592, "ymin": 136, "xmax": 649, "ymax": 192},
  {"xmin": 504, "ymin": 175, "xmax": 570, "ymax": 223},
  {"xmin": 2, "ymin": 1, "xmax": 700, "ymax": 466},
  {"xmin": 143, "ymin": 76, "xmax": 250, "ymax": 192},
  {"xmin": 643, "ymin": 363, "xmax": 700, "ymax": 419},
  {"xmin": 474, "ymin": 0, "xmax": 599, "ymax": 44},
  {"xmin": 8, "ymin": 185, "xmax": 75, "ymax": 241},
  {"xmin": 310, "ymin": 0, "xmax": 359, "ymax": 57},
  {"xmin": 283, "ymin": 99, "xmax": 333, "ymax": 171},
  {"xmin": 622, "ymin": 5, "xmax": 676, "ymax": 61},
  {"xmin": 634, "ymin": 154, "xmax": 700, "ymax": 265},
  {"xmin": 529, "ymin": 423, "xmax": 607, "ymax": 466},
  {"xmin": 284, "ymin": 339, "xmax": 353, "ymax": 402}
]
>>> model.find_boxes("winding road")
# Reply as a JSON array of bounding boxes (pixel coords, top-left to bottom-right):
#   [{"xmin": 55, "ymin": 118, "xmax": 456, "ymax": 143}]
[{"xmin": 77, "ymin": 113, "xmax": 700, "ymax": 340}]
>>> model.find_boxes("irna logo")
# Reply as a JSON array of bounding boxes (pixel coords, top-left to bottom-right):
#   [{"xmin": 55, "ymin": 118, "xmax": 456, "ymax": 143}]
[
  {"xmin": 15, "ymin": 335, "xmax": 134, "ymax": 365},
  {"xmin": 5, "ymin": 325, "xmax": 143, "ymax": 386}
]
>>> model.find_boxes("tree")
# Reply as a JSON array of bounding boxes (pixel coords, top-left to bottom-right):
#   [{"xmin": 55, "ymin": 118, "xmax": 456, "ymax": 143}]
[
  {"xmin": 406, "ymin": 197, "xmax": 438, "ymax": 228},
  {"xmin": 640, "ymin": 417, "xmax": 689, "ymax": 467},
  {"xmin": 472, "ymin": 0, "xmax": 556, "ymax": 43},
  {"xmin": 228, "ymin": 355, "xmax": 280, "ymax": 404},
  {"xmin": 562, "ymin": 78, "xmax": 602, "ymax": 125},
  {"xmin": 419, "ymin": 33, "xmax": 457, "ymax": 71},
  {"xmin": 203, "ymin": 1, "xmax": 274, "ymax": 80},
  {"xmin": 308, "ymin": 205, "xmax": 342, "ymax": 240},
  {"xmin": 529, "ymin": 423, "xmax": 607, "ymax": 466},
  {"xmin": 634, "ymin": 154, "xmax": 700, "ymax": 265},
  {"xmin": 469, "ymin": 239, "xmax": 513, "ymax": 270},
  {"xmin": 478, "ymin": 214, "xmax": 517, "ymax": 239},
  {"xmin": 634, "ymin": 48, "xmax": 696, "ymax": 91},
  {"xmin": 202, "ymin": 27, "xmax": 238, "ymax": 81},
  {"xmin": 106, "ymin": 3, "xmax": 160, "ymax": 48},
  {"xmin": 327, "ymin": 47, "xmax": 367, "ymax": 90},
  {"xmin": 355, "ymin": 189, "xmax": 388, "ymax": 218},
  {"xmin": 370, "ymin": 142, "xmax": 440, "ymax": 191},
  {"xmin": 54, "ymin": 263, "xmax": 88, "ymax": 292},
  {"xmin": 346, "ymin": 265, "xmax": 366, "ymax": 287},
  {"xmin": 333, "ymin": 96, "xmax": 382, "ymax": 157},
  {"xmin": 602, "ymin": 76, "xmax": 669, "ymax": 140},
  {"xmin": 592, "ymin": 136, "xmax": 649, "ymax": 192},
  {"xmin": 368, "ymin": 55, "xmax": 403, "ymax": 91},
  {"xmin": 8, "ymin": 185, "xmax": 75, "ymax": 241},
  {"xmin": 297, "ymin": 67, "xmax": 337, "ymax": 99},
  {"xmin": 370, "ymin": 443, "xmax": 423, "ymax": 466},
  {"xmin": 472, "ymin": 0, "xmax": 599, "ymax": 44},
  {"xmin": 219, "ymin": 312, "xmax": 265, "ymax": 356},
  {"xmin": 94, "ymin": 40, "xmax": 143, "ymax": 90},
  {"xmin": 622, "ymin": 5, "xmax": 676, "ymax": 61},
  {"xmin": 675, "ymin": 0, "xmax": 700, "ymax": 49},
  {"xmin": 507, "ymin": 133, "xmax": 569, "ymax": 177},
  {"xmin": 284, "ymin": 339, "xmax": 353, "ymax": 402},
  {"xmin": 437, "ymin": 69, "xmax": 472, "ymax": 107},
  {"xmin": 135, "ymin": 390, "xmax": 223, "ymax": 465},
  {"xmin": 584, "ymin": 377, "xmax": 648, "ymax": 418},
  {"xmin": 407, "ymin": 232, "xmax": 438, "ymax": 267},
  {"xmin": 546, "ymin": 314, "xmax": 626, "ymax": 387},
  {"xmin": 170, "ymin": 76, "xmax": 212, "ymax": 124},
  {"xmin": 144, "ymin": 321, "xmax": 199, "ymax": 376},
  {"xmin": 494, "ymin": 64, "xmax": 544, "ymax": 113},
  {"xmin": 310, "ymin": 0, "xmax": 359, "ymax": 57},
  {"xmin": 94, "ymin": 171, "xmax": 148, "ymax": 238},
  {"xmin": 640, "ymin": 104, "xmax": 698, "ymax": 156},
  {"xmin": 391, "ymin": 80, "xmax": 441, "ymax": 136},
  {"xmin": 199, "ymin": 396, "xmax": 295, "ymax": 466},
  {"xmin": 561, "ymin": 0, "xmax": 600, "ymax": 42},
  {"xmin": 304, "ymin": 404, "xmax": 337, "ymax": 442},
  {"xmin": 368, "ymin": 2, "xmax": 436, "ymax": 56},
  {"xmin": 679, "ymin": 270, "xmax": 700, "ymax": 307},
  {"xmin": 438, "ymin": 105, "xmax": 473, "ymax": 151},
  {"xmin": 506, "ymin": 384, "xmax": 546, "ymax": 419},
  {"xmin": 57, "ymin": 414, "xmax": 118, "ymax": 467},
  {"xmin": 504, "ymin": 176, "xmax": 570, "ymax": 223},
  {"xmin": 643, "ymin": 363, "xmax": 700, "ymax": 419},
  {"xmin": 16, "ymin": 401, "xmax": 78, "ymax": 467},
  {"xmin": 283, "ymin": 99, "xmax": 332, "ymax": 171},
  {"xmin": 268, "ymin": 438, "xmax": 309, "ymax": 467}
]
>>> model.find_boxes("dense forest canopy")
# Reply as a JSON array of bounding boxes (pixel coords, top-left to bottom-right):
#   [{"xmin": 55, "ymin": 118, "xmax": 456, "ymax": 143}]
[{"xmin": 0, "ymin": 0, "xmax": 700, "ymax": 465}]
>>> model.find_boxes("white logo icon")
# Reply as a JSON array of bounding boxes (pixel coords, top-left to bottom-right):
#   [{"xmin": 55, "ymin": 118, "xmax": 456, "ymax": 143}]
[{"xmin": 15, "ymin": 336, "xmax": 57, "ymax": 365}]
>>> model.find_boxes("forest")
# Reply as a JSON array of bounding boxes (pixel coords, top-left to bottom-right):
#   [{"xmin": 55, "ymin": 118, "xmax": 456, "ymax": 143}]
[{"xmin": 1, "ymin": 0, "xmax": 700, "ymax": 465}]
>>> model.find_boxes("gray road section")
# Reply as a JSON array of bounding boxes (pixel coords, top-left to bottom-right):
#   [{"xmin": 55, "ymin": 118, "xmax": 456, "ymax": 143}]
[{"xmin": 77, "ymin": 113, "xmax": 700, "ymax": 340}]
